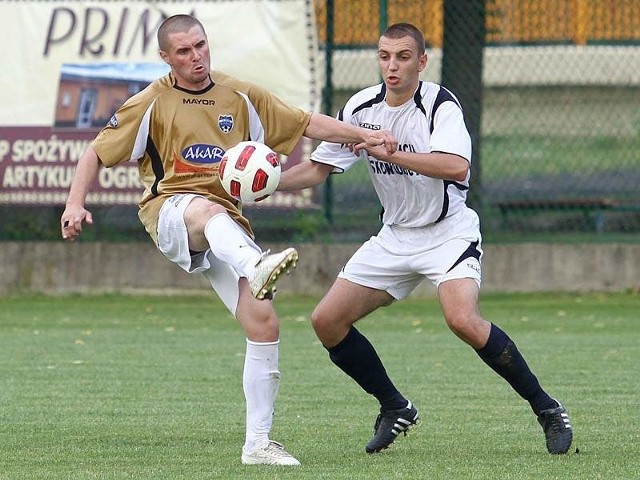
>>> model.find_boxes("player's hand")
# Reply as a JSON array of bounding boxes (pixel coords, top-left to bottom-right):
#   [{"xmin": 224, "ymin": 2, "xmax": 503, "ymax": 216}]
[
  {"xmin": 354, "ymin": 129, "xmax": 397, "ymax": 156},
  {"xmin": 356, "ymin": 142, "xmax": 393, "ymax": 161},
  {"xmin": 61, "ymin": 205, "xmax": 93, "ymax": 241}
]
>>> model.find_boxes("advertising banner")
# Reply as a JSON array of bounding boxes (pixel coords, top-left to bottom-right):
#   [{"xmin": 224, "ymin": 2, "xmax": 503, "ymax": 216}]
[{"xmin": 0, "ymin": 0, "xmax": 319, "ymax": 208}]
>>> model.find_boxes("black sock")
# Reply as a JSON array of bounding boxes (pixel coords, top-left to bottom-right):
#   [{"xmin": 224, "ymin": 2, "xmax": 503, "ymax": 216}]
[
  {"xmin": 326, "ymin": 327, "xmax": 407, "ymax": 411},
  {"xmin": 475, "ymin": 323, "xmax": 557, "ymax": 415}
]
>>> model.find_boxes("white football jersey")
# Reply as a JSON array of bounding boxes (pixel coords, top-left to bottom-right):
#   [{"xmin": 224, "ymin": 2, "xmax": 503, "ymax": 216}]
[{"xmin": 311, "ymin": 81, "xmax": 472, "ymax": 227}]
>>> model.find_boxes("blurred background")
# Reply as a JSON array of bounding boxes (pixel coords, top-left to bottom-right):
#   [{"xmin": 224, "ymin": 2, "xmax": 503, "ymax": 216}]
[{"xmin": 2, "ymin": 0, "xmax": 639, "ymax": 245}]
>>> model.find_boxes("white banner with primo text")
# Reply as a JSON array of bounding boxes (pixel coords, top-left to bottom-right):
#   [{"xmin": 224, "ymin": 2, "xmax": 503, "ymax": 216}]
[{"xmin": 0, "ymin": 0, "xmax": 319, "ymax": 207}]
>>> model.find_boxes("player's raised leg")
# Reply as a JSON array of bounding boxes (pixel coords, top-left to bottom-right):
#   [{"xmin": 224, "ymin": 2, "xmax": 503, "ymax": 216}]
[{"xmin": 183, "ymin": 197, "xmax": 298, "ymax": 299}]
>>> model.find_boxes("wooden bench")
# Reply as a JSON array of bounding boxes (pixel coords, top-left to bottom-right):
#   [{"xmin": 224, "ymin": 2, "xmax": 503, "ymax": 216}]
[{"xmin": 493, "ymin": 197, "xmax": 629, "ymax": 232}]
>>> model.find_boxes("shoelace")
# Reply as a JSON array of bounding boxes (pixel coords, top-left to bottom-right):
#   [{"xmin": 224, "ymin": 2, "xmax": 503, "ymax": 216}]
[
  {"xmin": 255, "ymin": 249, "xmax": 270, "ymax": 266},
  {"xmin": 373, "ymin": 410, "xmax": 412, "ymax": 434},
  {"xmin": 264, "ymin": 441, "xmax": 291, "ymax": 457},
  {"xmin": 546, "ymin": 411, "xmax": 570, "ymax": 433}
]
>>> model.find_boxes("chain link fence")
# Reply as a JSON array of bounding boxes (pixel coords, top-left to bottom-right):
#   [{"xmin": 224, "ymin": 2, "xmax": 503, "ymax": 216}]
[
  {"xmin": 309, "ymin": 0, "xmax": 640, "ymax": 242},
  {"xmin": 2, "ymin": 0, "xmax": 639, "ymax": 242}
]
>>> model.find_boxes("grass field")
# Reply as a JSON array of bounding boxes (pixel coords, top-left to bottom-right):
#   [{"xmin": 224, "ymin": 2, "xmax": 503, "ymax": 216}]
[{"xmin": 0, "ymin": 292, "xmax": 638, "ymax": 479}]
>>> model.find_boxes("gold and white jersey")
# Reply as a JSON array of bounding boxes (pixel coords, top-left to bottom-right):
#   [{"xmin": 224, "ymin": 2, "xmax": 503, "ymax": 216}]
[{"xmin": 92, "ymin": 71, "xmax": 311, "ymax": 244}]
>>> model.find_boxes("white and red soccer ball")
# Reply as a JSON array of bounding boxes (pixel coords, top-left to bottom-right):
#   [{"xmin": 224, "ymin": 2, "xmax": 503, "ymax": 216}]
[{"xmin": 218, "ymin": 141, "xmax": 281, "ymax": 204}]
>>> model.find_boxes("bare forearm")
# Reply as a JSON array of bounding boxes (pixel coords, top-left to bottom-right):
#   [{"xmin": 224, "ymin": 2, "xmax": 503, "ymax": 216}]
[
  {"xmin": 304, "ymin": 113, "xmax": 368, "ymax": 144},
  {"xmin": 366, "ymin": 145, "xmax": 469, "ymax": 181},
  {"xmin": 66, "ymin": 145, "xmax": 101, "ymax": 207},
  {"xmin": 392, "ymin": 150, "xmax": 469, "ymax": 180},
  {"xmin": 278, "ymin": 160, "xmax": 332, "ymax": 191},
  {"xmin": 61, "ymin": 145, "xmax": 101, "ymax": 240}
]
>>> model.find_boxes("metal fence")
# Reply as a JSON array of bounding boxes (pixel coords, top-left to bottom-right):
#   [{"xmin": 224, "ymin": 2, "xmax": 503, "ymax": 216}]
[
  {"xmin": 2, "ymin": 0, "xmax": 639, "ymax": 242},
  {"xmin": 315, "ymin": 0, "xmax": 640, "ymax": 46},
  {"xmin": 304, "ymin": 0, "xmax": 640, "ymax": 242}
]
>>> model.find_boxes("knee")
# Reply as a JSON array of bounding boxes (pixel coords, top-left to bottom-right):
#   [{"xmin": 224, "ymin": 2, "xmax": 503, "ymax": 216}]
[
  {"xmin": 238, "ymin": 301, "xmax": 280, "ymax": 341},
  {"xmin": 311, "ymin": 305, "xmax": 357, "ymax": 348},
  {"xmin": 254, "ymin": 312, "xmax": 280, "ymax": 341},
  {"xmin": 445, "ymin": 308, "xmax": 486, "ymax": 336},
  {"xmin": 311, "ymin": 306, "xmax": 343, "ymax": 343},
  {"xmin": 444, "ymin": 311, "xmax": 490, "ymax": 347},
  {"xmin": 184, "ymin": 199, "xmax": 227, "ymax": 232},
  {"xmin": 444, "ymin": 310, "xmax": 469, "ymax": 335},
  {"xmin": 259, "ymin": 309, "xmax": 279, "ymax": 333},
  {"xmin": 205, "ymin": 203, "xmax": 228, "ymax": 218},
  {"xmin": 310, "ymin": 308, "xmax": 328, "ymax": 335}
]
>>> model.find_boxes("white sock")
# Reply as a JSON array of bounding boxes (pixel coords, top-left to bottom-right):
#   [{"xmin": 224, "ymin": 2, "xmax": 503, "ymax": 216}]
[
  {"xmin": 203, "ymin": 213, "xmax": 261, "ymax": 278},
  {"xmin": 242, "ymin": 339, "xmax": 280, "ymax": 454}
]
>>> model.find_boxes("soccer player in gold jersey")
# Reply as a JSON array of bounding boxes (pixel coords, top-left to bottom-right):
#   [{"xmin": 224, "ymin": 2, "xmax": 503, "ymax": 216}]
[{"xmin": 60, "ymin": 14, "xmax": 396, "ymax": 466}]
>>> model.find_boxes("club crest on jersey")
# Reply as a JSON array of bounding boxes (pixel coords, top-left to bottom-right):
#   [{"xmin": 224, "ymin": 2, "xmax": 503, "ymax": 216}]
[{"xmin": 218, "ymin": 114, "xmax": 234, "ymax": 133}]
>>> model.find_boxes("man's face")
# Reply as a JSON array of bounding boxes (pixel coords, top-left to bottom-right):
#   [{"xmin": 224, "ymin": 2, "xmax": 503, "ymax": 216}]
[
  {"xmin": 377, "ymin": 35, "xmax": 426, "ymax": 99},
  {"xmin": 160, "ymin": 25, "xmax": 211, "ymax": 90}
]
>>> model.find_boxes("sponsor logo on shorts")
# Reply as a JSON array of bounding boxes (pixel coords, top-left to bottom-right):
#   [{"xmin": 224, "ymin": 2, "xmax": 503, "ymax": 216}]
[
  {"xmin": 466, "ymin": 262, "xmax": 481, "ymax": 274},
  {"xmin": 168, "ymin": 194, "xmax": 186, "ymax": 206}
]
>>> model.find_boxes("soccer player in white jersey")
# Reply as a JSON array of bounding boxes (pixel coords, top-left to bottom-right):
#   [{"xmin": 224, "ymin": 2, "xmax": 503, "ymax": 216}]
[
  {"xmin": 278, "ymin": 23, "xmax": 573, "ymax": 455},
  {"xmin": 60, "ymin": 14, "xmax": 395, "ymax": 466}
]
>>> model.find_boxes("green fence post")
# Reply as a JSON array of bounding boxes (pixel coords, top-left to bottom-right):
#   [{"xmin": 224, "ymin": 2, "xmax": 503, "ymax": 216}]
[
  {"xmin": 441, "ymin": 0, "xmax": 485, "ymax": 220},
  {"xmin": 322, "ymin": 0, "xmax": 335, "ymax": 225},
  {"xmin": 379, "ymin": 0, "xmax": 388, "ymax": 34}
]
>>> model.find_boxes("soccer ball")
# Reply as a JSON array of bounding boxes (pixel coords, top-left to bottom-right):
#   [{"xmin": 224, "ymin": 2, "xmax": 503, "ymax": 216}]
[{"xmin": 219, "ymin": 141, "xmax": 281, "ymax": 204}]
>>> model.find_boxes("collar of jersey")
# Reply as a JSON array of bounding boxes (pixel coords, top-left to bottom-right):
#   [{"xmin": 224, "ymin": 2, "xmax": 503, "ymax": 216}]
[{"xmin": 172, "ymin": 75, "xmax": 215, "ymax": 95}]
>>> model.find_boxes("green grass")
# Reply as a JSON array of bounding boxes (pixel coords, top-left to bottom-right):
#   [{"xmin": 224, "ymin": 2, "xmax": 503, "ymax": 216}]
[
  {"xmin": 0, "ymin": 292, "xmax": 639, "ymax": 479},
  {"xmin": 481, "ymin": 135, "xmax": 638, "ymax": 180}
]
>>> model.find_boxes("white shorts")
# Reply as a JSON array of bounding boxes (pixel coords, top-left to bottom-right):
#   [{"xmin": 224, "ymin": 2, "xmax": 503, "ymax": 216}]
[
  {"xmin": 339, "ymin": 208, "xmax": 483, "ymax": 299},
  {"xmin": 157, "ymin": 193, "xmax": 246, "ymax": 315}
]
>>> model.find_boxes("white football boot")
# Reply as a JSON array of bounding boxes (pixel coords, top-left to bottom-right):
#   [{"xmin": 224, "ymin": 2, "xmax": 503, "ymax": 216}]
[
  {"xmin": 241, "ymin": 440, "xmax": 301, "ymax": 466},
  {"xmin": 249, "ymin": 248, "xmax": 298, "ymax": 299}
]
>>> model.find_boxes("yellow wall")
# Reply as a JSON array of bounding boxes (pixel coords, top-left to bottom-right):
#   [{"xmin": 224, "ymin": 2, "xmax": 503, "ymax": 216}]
[{"xmin": 314, "ymin": 0, "xmax": 640, "ymax": 47}]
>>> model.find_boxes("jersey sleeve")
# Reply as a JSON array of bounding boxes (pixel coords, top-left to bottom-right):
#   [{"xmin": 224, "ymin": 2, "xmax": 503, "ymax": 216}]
[
  {"xmin": 309, "ymin": 101, "xmax": 362, "ymax": 173},
  {"xmin": 214, "ymin": 72, "xmax": 311, "ymax": 155},
  {"xmin": 310, "ymin": 140, "xmax": 363, "ymax": 173},
  {"xmin": 92, "ymin": 79, "xmax": 167, "ymax": 168},
  {"xmin": 258, "ymin": 91, "xmax": 311, "ymax": 155},
  {"xmin": 429, "ymin": 101, "xmax": 472, "ymax": 162}
]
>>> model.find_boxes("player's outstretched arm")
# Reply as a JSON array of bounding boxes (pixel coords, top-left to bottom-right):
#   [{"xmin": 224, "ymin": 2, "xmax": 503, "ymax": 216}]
[
  {"xmin": 362, "ymin": 144, "xmax": 469, "ymax": 181},
  {"xmin": 277, "ymin": 159, "xmax": 333, "ymax": 192},
  {"xmin": 304, "ymin": 113, "xmax": 396, "ymax": 155},
  {"xmin": 61, "ymin": 145, "xmax": 101, "ymax": 241}
]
